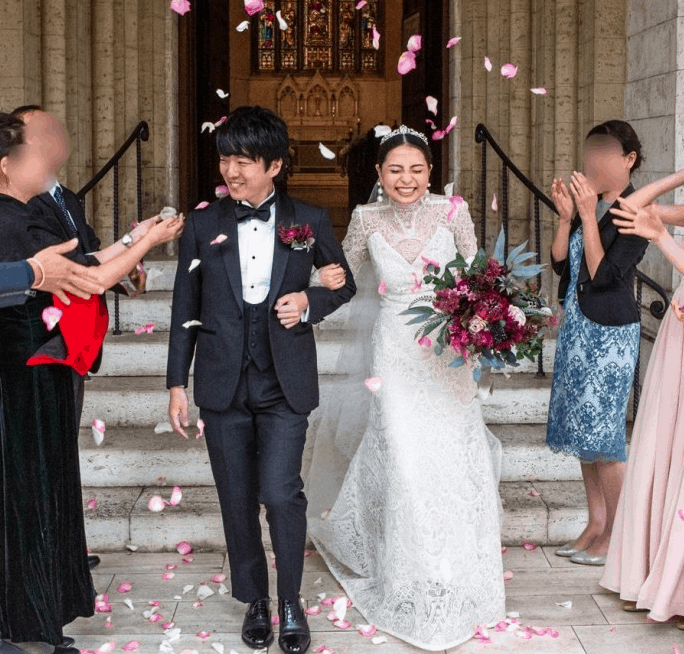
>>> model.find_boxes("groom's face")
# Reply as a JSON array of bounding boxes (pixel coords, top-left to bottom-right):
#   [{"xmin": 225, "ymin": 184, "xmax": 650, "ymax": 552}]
[{"xmin": 219, "ymin": 154, "xmax": 282, "ymax": 206}]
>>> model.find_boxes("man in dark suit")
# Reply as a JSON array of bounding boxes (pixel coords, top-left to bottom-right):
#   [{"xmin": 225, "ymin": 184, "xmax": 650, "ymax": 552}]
[{"xmin": 167, "ymin": 106, "xmax": 356, "ymax": 654}]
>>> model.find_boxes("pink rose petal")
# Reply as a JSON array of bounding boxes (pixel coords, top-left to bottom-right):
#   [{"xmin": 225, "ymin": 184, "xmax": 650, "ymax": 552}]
[
  {"xmin": 421, "ymin": 256, "xmax": 439, "ymax": 271},
  {"xmin": 183, "ymin": 554, "xmax": 195, "ymax": 563},
  {"xmin": 484, "ymin": 56, "xmax": 493, "ymax": 71},
  {"xmin": 162, "ymin": 621, "xmax": 175, "ymax": 629},
  {"xmin": 134, "ymin": 322, "xmax": 155, "ymax": 335},
  {"xmin": 501, "ymin": 63, "xmax": 518, "ymax": 78},
  {"xmin": 148, "ymin": 495, "xmax": 165, "ymax": 512},
  {"xmin": 411, "ymin": 271, "xmax": 422, "ymax": 292},
  {"xmin": 211, "ymin": 573, "xmax": 227, "ymax": 583},
  {"xmin": 42, "ymin": 306, "xmax": 63, "ymax": 331},
  {"xmin": 117, "ymin": 582, "xmax": 132, "ymax": 593},
  {"xmin": 425, "ymin": 96, "xmax": 438, "ymax": 115},
  {"xmin": 313, "ymin": 647, "xmax": 335, "ymax": 654},
  {"xmin": 397, "ymin": 50, "xmax": 417, "ymax": 75},
  {"xmin": 244, "ymin": 0, "xmax": 264, "ymax": 16},
  {"xmin": 501, "ymin": 546, "xmax": 508, "ymax": 554},
  {"xmin": 364, "ymin": 377, "xmax": 382, "ymax": 392},
  {"xmin": 197, "ymin": 418, "xmax": 205, "ymax": 439},
  {"xmin": 358, "ymin": 624, "xmax": 377, "ymax": 636},
  {"xmin": 523, "ymin": 540, "xmax": 538, "ymax": 551},
  {"xmin": 320, "ymin": 597, "xmax": 335, "ymax": 606},
  {"xmin": 165, "ymin": 564, "xmax": 176, "ymax": 570},
  {"xmin": 121, "ymin": 642, "xmax": 139, "ymax": 652},
  {"xmin": 492, "ymin": 194, "xmax": 498, "ymax": 212},
  {"xmin": 678, "ymin": 509, "xmax": 684, "ymax": 521},
  {"xmin": 211, "ymin": 234, "xmax": 228, "ymax": 245},
  {"xmin": 272, "ymin": 615, "xmax": 280, "ymax": 625},
  {"xmin": 105, "ymin": 617, "xmax": 112, "ymax": 628},
  {"xmin": 372, "ymin": 27, "xmax": 381, "ymax": 50},
  {"xmin": 168, "ymin": 486, "xmax": 182, "ymax": 507},
  {"xmin": 275, "ymin": 10, "xmax": 288, "ymax": 29},
  {"xmin": 98, "ymin": 643, "xmax": 116, "ymax": 654},
  {"xmin": 425, "ymin": 118, "xmax": 436, "ymax": 130},
  {"xmin": 194, "ymin": 201, "xmax": 210, "ymax": 209},
  {"xmin": 447, "ymin": 194, "xmax": 465, "ymax": 221},
  {"xmin": 193, "ymin": 600, "xmax": 204, "ymax": 609},
  {"xmin": 87, "ymin": 498, "xmax": 98, "ymax": 510},
  {"xmin": 176, "ymin": 540, "xmax": 193, "ymax": 555},
  {"xmin": 196, "ymin": 631, "xmax": 211, "ymax": 640},
  {"xmin": 418, "ymin": 336, "xmax": 432, "ymax": 348},
  {"xmin": 355, "ymin": 0, "xmax": 367, "ymax": 7},
  {"xmin": 530, "ymin": 489, "xmax": 539, "ymax": 497},
  {"xmin": 333, "ymin": 619, "xmax": 352, "ymax": 629},
  {"xmin": 215, "ymin": 185, "xmax": 230, "ymax": 199},
  {"xmin": 446, "ymin": 36, "xmax": 461, "ymax": 48},
  {"xmin": 91, "ymin": 419, "xmax": 106, "ymax": 445},
  {"xmin": 378, "ymin": 279, "xmax": 386, "ymax": 294},
  {"xmin": 432, "ymin": 115, "xmax": 458, "ymax": 141},
  {"xmin": 162, "ymin": 572, "xmax": 175, "ymax": 580},
  {"xmin": 305, "ymin": 605, "xmax": 322, "ymax": 615},
  {"xmin": 474, "ymin": 624, "xmax": 492, "ymax": 644},
  {"xmin": 673, "ymin": 644, "xmax": 681, "ymax": 654},
  {"xmin": 503, "ymin": 570, "xmax": 514, "ymax": 580},
  {"xmin": 531, "ymin": 87, "xmax": 547, "ymax": 95},
  {"xmin": 170, "ymin": 0, "xmax": 191, "ymax": 16},
  {"xmin": 407, "ymin": 34, "xmax": 422, "ymax": 52}
]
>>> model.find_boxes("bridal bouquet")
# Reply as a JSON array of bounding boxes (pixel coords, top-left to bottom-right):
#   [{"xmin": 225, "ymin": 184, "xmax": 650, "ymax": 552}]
[{"xmin": 402, "ymin": 229, "xmax": 556, "ymax": 380}]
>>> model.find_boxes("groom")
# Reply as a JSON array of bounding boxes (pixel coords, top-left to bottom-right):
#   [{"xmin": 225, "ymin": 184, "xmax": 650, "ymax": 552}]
[{"xmin": 167, "ymin": 106, "xmax": 355, "ymax": 653}]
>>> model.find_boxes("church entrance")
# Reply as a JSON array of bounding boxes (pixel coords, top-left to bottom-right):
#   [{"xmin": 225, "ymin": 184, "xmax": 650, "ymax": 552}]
[{"xmin": 178, "ymin": 0, "xmax": 448, "ymax": 239}]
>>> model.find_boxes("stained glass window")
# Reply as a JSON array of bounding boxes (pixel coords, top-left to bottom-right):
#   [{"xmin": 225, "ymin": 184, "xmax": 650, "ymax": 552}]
[{"xmin": 254, "ymin": 0, "xmax": 382, "ymax": 74}]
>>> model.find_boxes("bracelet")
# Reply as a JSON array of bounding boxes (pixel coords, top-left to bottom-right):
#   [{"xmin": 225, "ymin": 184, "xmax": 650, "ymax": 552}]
[{"xmin": 27, "ymin": 257, "xmax": 46, "ymax": 289}]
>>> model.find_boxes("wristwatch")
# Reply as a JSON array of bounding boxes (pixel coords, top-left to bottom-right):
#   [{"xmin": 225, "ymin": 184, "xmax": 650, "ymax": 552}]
[{"xmin": 121, "ymin": 233, "xmax": 133, "ymax": 247}]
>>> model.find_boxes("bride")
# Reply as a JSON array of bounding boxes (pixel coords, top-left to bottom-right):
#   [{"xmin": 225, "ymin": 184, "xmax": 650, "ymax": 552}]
[{"xmin": 306, "ymin": 126, "xmax": 506, "ymax": 650}]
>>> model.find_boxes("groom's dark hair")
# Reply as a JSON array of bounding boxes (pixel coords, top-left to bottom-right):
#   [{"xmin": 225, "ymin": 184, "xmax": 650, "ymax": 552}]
[{"xmin": 216, "ymin": 105, "xmax": 290, "ymax": 174}]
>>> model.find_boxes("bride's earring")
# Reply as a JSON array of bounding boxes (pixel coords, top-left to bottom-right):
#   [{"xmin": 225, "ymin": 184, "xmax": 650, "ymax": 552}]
[{"xmin": 377, "ymin": 180, "xmax": 384, "ymax": 201}]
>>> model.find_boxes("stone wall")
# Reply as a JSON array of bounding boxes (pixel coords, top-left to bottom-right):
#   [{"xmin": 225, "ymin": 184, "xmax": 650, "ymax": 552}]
[
  {"xmin": 0, "ymin": 0, "xmax": 178, "ymax": 244},
  {"xmin": 625, "ymin": 0, "xmax": 684, "ymax": 296},
  {"xmin": 450, "ymin": 0, "xmax": 628, "ymax": 297}
]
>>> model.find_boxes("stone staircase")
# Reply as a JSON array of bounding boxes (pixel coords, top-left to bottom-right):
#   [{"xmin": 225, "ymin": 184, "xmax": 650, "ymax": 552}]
[{"xmin": 81, "ymin": 259, "xmax": 594, "ymax": 553}]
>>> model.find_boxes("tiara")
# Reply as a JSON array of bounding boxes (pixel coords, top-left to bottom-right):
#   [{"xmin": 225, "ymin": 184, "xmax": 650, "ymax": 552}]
[{"xmin": 380, "ymin": 124, "xmax": 429, "ymax": 146}]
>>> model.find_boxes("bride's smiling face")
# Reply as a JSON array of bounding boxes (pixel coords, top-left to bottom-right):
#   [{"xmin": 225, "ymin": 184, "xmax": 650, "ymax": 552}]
[{"xmin": 376, "ymin": 144, "xmax": 432, "ymax": 205}]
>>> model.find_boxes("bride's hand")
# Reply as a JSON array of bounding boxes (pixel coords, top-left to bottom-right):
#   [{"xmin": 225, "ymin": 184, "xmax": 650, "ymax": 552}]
[
  {"xmin": 319, "ymin": 263, "xmax": 346, "ymax": 290},
  {"xmin": 144, "ymin": 214, "xmax": 185, "ymax": 246}
]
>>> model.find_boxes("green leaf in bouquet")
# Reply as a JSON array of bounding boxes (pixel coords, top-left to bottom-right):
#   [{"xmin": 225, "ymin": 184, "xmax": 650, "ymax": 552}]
[
  {"xmin": 512, "ymin": 263, "xmax": 545, "ymax": 278},
  {"xmin": 443, "ymin": 267, "xmax": 455, "ymax": 287},
  {"xmin": 493, "ymin": 227, "xmax": 505, "ymax": 264},
  {"xmin": 434, "ymin": 343, "xmax": 444, "ymax": 356},
  {"xmin": 445, "ymin": 254, "xmax": 468, "ymax": 270},
  {"xmin": 510, "ymin": 251, "xmax": 538, "ymax": 266},
  {"xmin": 407, "ymin": 294, "xmax": 437, "ymax": 309},
  {"xmin": 448, "ymin": 355, "xmax": 465, "ymax": 368},
  {"xmin": 470, "ymin": 249, "xmax": 488, "ymax": 272},
  {"xmin": 401, "ymin": 306, "xmax": 435, "ymax": 316},
  {"xmin": 505, "ymin": 240, "xmax": 529, "ymax": 268}
]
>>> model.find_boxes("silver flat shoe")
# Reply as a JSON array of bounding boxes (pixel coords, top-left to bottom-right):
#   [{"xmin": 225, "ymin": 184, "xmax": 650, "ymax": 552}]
[
  {"xmin": 570, "ymin": 550, "xmax": 606, "ymax": 566},
  {"xmin": 555, "ymin": 541, "xmax": 582, "ymax": 557}
]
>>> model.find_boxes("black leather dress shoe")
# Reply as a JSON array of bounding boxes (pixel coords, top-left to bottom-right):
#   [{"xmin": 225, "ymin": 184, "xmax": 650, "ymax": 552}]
[
  {"xmin": 52, "ymin": 647, "xmax": 79, "ymax": 654},
  {"xmin": 242, "ymin": 597, "xmax": 274, "ymax": 649},
  {"xmin": 278, "ymin": 598, "xmax": 310, "ymax": 654},
  {"xmin": 88, "ymin": 555, "xmax": 100, "ymax": 570},
  {"xmin": 62, "ymin": 638, "xmax": 75, "ymax": 647}
]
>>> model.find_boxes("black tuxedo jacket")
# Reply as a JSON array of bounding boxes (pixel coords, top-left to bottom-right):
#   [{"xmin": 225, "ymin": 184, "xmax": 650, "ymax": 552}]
[
  {"xmin": 166, "ymin": 194, "xmax": 356, "ymax": 414},
  {"xmin": 551, "ymin": 184, "xmax": 649, "ymax": 326}
]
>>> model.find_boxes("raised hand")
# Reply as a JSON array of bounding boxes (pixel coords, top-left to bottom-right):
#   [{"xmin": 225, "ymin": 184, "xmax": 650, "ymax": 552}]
[
  {"xmin": 551, "ymin": 178, "xmax": 574, "ymax": 223},
  {"xmin": 146, "ymin": 214, "xmax": 185, "ymax": 246},
  {"xmin": 318, "ymin": 263, "xmax": 346, "ymax": 290},
  {"xmin": 569, "ymin": 171, "xmax": 598, "ymax": 221},
  {"xmin": 610, "ymin": 197, "xmax": 667, "ymax": 242}
]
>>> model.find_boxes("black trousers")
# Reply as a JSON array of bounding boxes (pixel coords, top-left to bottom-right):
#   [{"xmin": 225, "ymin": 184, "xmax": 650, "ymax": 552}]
[{"xmin": 200, "ymin": 362, "xmax": 309, "ymax": 603}]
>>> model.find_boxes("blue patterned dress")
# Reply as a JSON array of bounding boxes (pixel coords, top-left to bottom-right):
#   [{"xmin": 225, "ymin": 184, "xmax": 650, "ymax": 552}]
[{"xmin": 547, "ymin": 205, "xmax": 640, "ymax": 462}]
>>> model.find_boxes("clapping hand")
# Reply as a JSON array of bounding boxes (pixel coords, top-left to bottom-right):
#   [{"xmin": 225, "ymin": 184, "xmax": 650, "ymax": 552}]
[
  {"xmin": 551, "ymin": 178, "xmax": 574, "ymax": 224},
  {"xmin": 318, "ymin": 263, "xmax": 346, "ymax": 290},
  {"xmin": 610, "ymin": 197, "xmax": 667, "ymax": 242},
  {"xmin": 569, "ymin": 171, "xmax": 598, "ymax": 221}
]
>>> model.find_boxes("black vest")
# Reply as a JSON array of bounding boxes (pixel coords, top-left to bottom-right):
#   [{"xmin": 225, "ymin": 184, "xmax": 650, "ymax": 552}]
[{"xmin": 242, "ymin": 299, "xmax": 273, "ymax": 371}]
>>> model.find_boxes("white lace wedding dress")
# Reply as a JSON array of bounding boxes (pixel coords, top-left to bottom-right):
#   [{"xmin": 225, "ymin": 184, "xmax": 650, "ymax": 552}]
[{"xmin": 307, "ymin": 193, "xmax": 506, "ymax": 650}]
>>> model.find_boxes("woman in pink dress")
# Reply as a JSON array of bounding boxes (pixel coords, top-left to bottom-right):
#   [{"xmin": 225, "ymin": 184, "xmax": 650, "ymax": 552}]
[{"xmin": 601, "ymin": 171, "xmax": 684, "ymax": 626}]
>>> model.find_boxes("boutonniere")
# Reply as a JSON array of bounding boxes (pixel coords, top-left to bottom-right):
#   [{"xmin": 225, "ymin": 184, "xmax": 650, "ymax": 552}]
[{"xmin": 279, "ymin": 223, "xmax": 315, "ymax": 251}]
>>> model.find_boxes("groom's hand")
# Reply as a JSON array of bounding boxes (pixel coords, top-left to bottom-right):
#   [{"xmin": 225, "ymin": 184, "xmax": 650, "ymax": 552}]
[
  {"xmin": 169, "ymin": 386, "xmax": 190, "ymax": 439},
  {"xmin": 275, "ymin": 292, "xmax": 309, "ymax": 329}
]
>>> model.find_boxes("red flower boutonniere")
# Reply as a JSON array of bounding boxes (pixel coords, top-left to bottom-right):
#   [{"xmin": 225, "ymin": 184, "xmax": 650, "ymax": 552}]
[{"xmin": 279, "ymin": 223, "xmax": 315, "ymax": 252}]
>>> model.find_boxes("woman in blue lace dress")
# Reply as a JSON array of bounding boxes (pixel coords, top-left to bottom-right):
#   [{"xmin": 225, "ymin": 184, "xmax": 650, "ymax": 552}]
[{"xmin": 547, "ymin": 120, "xmax": 649, "ymax": 566}]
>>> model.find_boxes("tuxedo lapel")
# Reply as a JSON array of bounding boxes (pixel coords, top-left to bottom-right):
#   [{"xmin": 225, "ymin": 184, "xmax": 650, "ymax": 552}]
[
  {"xmin": 218, "ymin": 200, "xmax": 243, "ymax": 310},
  {"xmin": 268, "ymin": 194, "xmax": 294, "ymax": 308}
]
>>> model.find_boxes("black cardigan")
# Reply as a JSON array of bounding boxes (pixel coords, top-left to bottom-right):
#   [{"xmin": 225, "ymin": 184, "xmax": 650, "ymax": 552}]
[{"xmin": 551, "ymin": 185, "xmax": 649, "ymax": 326}]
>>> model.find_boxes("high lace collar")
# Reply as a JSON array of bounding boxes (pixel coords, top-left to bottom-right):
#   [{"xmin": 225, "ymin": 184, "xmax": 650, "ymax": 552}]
[{"xmin": 388, "ymin": 192, "xmax": 431, "ymax": 223}]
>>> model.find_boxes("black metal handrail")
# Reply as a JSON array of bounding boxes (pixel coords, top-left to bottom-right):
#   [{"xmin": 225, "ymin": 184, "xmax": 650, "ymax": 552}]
[
  {"xmin": 77, "ymin": 121, "xmax": 150, "ymax": 335},
  {"xmin": 474, "ymin": 123, "xmax": 671, "ymax": 416}
]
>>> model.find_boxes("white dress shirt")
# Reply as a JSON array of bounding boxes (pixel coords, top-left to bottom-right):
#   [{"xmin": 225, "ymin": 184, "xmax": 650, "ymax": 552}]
[{"xmin": 236, "ymin": 191, "xmax": 309, "ymax": 321}]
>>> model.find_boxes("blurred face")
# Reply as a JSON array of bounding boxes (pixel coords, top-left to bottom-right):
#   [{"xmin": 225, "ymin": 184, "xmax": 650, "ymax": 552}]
[
  {"xmin": 583, "ymin": 134, "xmax": 636, "ymax": 194},
  {"xmin": 0, "ymin": 111, "xmax": 69, "ymax": 202},
  {"xmin": 376, "ymin": 144, "xmax": 432, "ymax": 205},
  {"xmin": 219, "ymin": 154, "xmax": 281, "ymax": 206}
]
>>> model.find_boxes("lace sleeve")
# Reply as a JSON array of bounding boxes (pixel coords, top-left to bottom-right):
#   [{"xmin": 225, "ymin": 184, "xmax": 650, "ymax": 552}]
[
  {"xmin": 341, "ymin": 206, "xmax": 370, "ymax": 277},
  {"xmin": 451, "ymin": 200, "xmax": 479, "ymax": 259}
]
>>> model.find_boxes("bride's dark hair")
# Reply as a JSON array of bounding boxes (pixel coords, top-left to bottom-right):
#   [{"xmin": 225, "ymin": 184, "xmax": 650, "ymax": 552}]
[{"xmin": 377, "ymin": 131, "xmax": 432, "ymax": 167}]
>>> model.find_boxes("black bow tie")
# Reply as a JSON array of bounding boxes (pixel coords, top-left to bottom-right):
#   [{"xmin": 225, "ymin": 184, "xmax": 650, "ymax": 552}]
[{"xmin": 235, "ymin": 195, "xmax": 276, "ymax": 223}]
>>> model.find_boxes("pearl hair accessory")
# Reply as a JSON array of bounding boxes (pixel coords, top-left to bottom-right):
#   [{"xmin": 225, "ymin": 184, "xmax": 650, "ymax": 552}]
[{"xmin": 380, "ymin": 124, "xmax": 429, "ymax": 146}]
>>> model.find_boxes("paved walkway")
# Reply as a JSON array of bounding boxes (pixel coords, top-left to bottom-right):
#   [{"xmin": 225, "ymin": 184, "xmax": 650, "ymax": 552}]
[{"xmin": 67, "ymin": 547, "xmax": 683, "ymax": 654}]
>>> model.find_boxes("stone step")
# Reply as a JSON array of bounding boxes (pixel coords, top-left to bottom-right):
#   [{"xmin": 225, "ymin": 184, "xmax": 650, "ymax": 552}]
[
  {"xmin": 80, "ymin": 373, "xmax": 553, "ymax": 429},
  {"xmin": 99, "ymin": 330, "xmax": 557, "ymax": 377},
  {"xmin": 78, "ymin": 423, "xmax": 584, "ymax": 488},
  {"xmin": 82, "ymin": 480, "xmax": 589, "ymax": 552}
]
